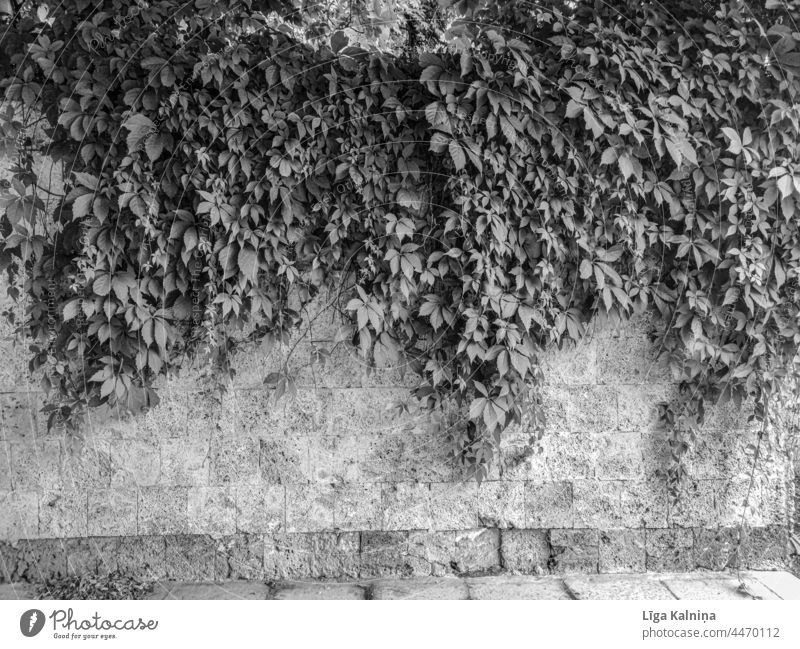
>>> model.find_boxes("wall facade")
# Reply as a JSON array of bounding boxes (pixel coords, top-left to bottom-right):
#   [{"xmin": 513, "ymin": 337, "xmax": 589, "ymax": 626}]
[{"xmin": 0, "ymin": 280, "xmax": 795, "ymax": 583}]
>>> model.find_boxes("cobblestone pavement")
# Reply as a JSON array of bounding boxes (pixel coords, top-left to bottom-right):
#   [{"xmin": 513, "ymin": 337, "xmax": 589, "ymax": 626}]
[{"xmin": 2, "ymin": 571, "xmax": 799, "ymax": 600}]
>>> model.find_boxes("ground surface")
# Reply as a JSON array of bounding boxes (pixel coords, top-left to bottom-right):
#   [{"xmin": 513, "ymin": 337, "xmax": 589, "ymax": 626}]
[{"xmin": 1, "ymin": 571, "xmax": 799, "ymax": 600}]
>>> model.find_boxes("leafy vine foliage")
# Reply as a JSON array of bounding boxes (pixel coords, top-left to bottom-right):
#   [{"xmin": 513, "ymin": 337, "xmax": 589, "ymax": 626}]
[{"xmin": 1, "ymin": 0, "xmax": 800, "ymax": 493}]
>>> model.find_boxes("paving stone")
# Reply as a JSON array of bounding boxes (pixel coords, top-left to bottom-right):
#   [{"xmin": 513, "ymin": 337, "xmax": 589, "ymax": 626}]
[
  {"xmin": 0, "ymin": 582, "xmax": 36, "ymax": 599},
  {"xmin": 466, "ymin": 576, "xmax": 572, "ymax": 599},
  {"xmin": 660, "ymin": 575, "xmax": 758, "ymax": 600},
  {"xmin": 747, "ymin": 570, "xmax": 800, "ymax": 600},
  {"xmin": 564, "ymin": 574, "xmax": 677, "ymax": 600},
  {"xmin": 146, "ymin": 580, "xmax": 270, "ymax": 600},
  {"xmin": 370, "ymin": 577, "xmax": 469, "ymax": 600},
  {"xmin": 272, "ymin": 582, "xmax": 366, "ymax": 600}
]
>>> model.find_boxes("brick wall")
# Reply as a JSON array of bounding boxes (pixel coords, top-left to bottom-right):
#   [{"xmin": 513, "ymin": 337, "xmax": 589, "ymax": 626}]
[{"xmin": 0, "ymin": 276, "xmax": 794, "ymax": 582}]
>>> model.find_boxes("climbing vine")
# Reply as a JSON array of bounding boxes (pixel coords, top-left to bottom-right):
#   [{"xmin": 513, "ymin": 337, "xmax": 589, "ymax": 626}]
[{"xmin": 1, "ymin": 0, "xmax": 800, "ymax": 498}]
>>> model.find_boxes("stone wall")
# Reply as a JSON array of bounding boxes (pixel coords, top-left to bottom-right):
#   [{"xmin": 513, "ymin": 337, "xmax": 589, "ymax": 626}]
[{"xmin": 0, "ymin": 277, "xmax": 794, "ymax": 583}]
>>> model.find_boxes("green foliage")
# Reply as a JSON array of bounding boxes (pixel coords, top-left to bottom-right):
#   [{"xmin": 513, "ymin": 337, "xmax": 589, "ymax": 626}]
[{"xmin": 1, "ymin": 0, "xmax": 800, "ymax": 494}]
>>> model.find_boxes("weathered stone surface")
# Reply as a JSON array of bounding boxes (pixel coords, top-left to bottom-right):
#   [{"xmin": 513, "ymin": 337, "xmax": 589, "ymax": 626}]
[
  {"xmin": 693, "ymin": 527, "xmax": 738, "ymax": 571},
  {"xmin": 476, "ymin": 481, "xmax": 524, "ymax": 528},
  {"xmin": 741, "ymin": 526, "xmax": 788, "ymax": 570},
  {"xmin": 646, "ymin": 528, "xmax": 694, "ymax": 572},
  {"xmin": 540, "ymin": 385, "xmax": 617, "ymax": 434},
  {"xmin": 747, "ymin": 570, "xmax": 800, "ymax": 600},
  {"xmin": 106, "ymin": 536, "xmax": 167, "ymax": 580},
  {"xmin": 147, "ymin": 580, "xmax": 270, "ymax": 600},
  {"xmin": 359, "ymin": 531, "xmax": 416, "ymax": 578},
  {"xmin": 107, "ymin": 439, "xmax": 161, "ymax": 487},
  {"xmin": 138, "ymin": 487, "xmax": 188, "ymax": 535},
  {"xmin": 564, "ymin": 574, "xmax": 676, "ymax": 600},
  {"xmin": 333, "ymin": 483, "xmax": 382, "ymax": 531},
  {"xmin": 0, "ymin": 392, "xmax": 44, "ymax": 443},
  {"xmin": 260, "ymin": 435, "xmax": 310, "ymax": 484},
  {"xmin": 88, "ymin": 488, "xmax": 137, "ymax": 536},
  {"xmin": 216, "ymin": 533, "xmax": 265, "ymax": 580},
  {"xmin": 160, "ymin": 437, "xmax": 209, "ymax": 486},
  {"xmin": 370, "ymin": 577, "xmax": 469, "ymax": 600},
  {"xmin": 188, "ymin": 486, "xmax": 236, "ymax": 536},
  {"xmin": 549, "ymin": 529, "xmax": 599, "ymax": 573},
  {"xmin": 272, "ymin": 582, "xmax": 366, "ymax": 600},
  {"xmin": 164, "ymin": 535, "xmax": 217, "ymax": 581},
  {"xmin": 0, "ymin": 582, "xmax": 35, "ymax": 599},
  {"xmin": 500, "ymin": 530, "xmax": 550, "ymax": 574},
  {"xmin": 235, "ymin": 485, "xmax": 284, "ymax": 534},
  {"xmin": 39, "ymin": 490, "xmax": 88, "ymax": 538},
  {"xmin": 262, "ymin": 532, "xmax": 360, "ymax": 580},
  {"xmin": 286, "ymin": 483, "xmax": 336, "ymax": 532},
  {"xmin": 668, "ymin": 480, "xmax": 721, "ymax": 528},
  {"xmin": 382, "ymin": 482, "xmax": 431, "ymax": 530},
  {"xmin": 309, "ymin": 434, "xmax": 360, "ymax": 483},
  {"xmin": 9, "ymin": 439, "xmax": 61, "ymax": 492},
  {"xmin": 0, "ymin": 538, "xmax": 66, "ymax": 581},
  {"xmin": 428, "ymin": 482, "xmax": 478, "ymax": 530},
  {"xmin": 599, "ymin": 529, "xmax": 645, "ymax": 573},
  {"xmin": 0, "ymin": 491, "xmax": 38, "ymax": 541},
  {"xmin": 525, "ymin": 481, "xmax": 573, "ymax": 528},
  {"xmin": 466, "ymin": 575, "xmax": 571, "ymax": 599},
  {"xmin": 616, "ymin": 383, "xmax": 676, "ymax": 433},
  {"xmin": 661, "ymin": 575, "xmax": 758, "ymax": 600},
  {"xmin": 209, "ymin": 436, "xmax": 260, "ymax": 485}
]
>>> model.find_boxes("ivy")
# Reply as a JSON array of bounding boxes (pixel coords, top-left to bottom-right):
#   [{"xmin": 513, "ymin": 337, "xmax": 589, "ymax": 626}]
[{"xmin": 1, "ymin": 0, "xmax": 800, "ymax": 496}]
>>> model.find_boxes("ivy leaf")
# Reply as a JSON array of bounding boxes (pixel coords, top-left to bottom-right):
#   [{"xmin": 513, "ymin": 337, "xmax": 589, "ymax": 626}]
[
  {"xmin": 448, "ymin": 140, "xmax": 466, "ymax": 171},
  {"xmin": 238, "ymin": 245, "xmax": 258, "ymax": 281},
  {"xmin": 579, "ymin": 259, "xmax": 593, "ymax": 279},
  {"xmin": 721, "ymin": 127, "xmax": 742, "ymax": 155},
  {"xmin": 123, "ymin": 114, "xmax": 156, "ymax": 152}
]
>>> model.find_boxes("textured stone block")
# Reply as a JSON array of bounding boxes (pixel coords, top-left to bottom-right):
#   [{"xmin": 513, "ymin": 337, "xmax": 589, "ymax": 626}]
[
  {"xmin": 500, "ymin": 529, "xmax": 550, "ymax": 574},
  {"xmin": 165, "ymin": 535, "xmax": 218, "ymax": 581},
  {"xmin": 235, "ymin": 485, "xmax": 284, "ymax": 533},
  {"xmin": 0, "ymin": 538, "xmax": 66, "ymax": 582},
  {"xmin": 209, "ymin": 436, "xmax": 260, "ymax": 485},
  {"xmin": 286, "ymin": 483, "xmax": 336, "ymax": 532},
  {"xmin": 237, "ymin": 388, "xmax": 328, "ymax": 438},
  {"xmin": 39, "ymin": 490, "xmax": 88, "ymax": 538},
  {"xmin": 9, "ymin": 439, "xmax": 61, "ymax": 492},
  {"xmin": 262, "ymin": 533, "xmax": 313, "ymax": 580},
  {"xmin": 308, "ymin": 434, "xmax": 360, "ymax": 482},
  {"xmin": 138, "ymin": 486, "xmax": 188, "ymax": 534},
  {"xmin": 539, "ymin": 337, "xmax": 597, "ymax": 385},
  {"xmin": 428, "ymin": 482, "xmax": 477, "ymax": 530},
  {"xmin": 371, "ymin": 577, "xmax": 469, "ymax": 600},
  {"xmin": 361, "ymin": 431, "xmax": 463, "ymax": 483},
  {"xmin": 619, "ymin": 480, "xmax": 668, "ymax": 528},
  {"xmin": 450, "ymin": 528, "xmax": 501, "ymax": 574},
  {"xmin": 645, "ymin": 528, "xmax": 694, "ymax": 571},
  {"xmin": 333, "ymin": 483, "xmax": 382, "ymax": 530},
  {"xmin": 599, "ymin": 529, "xmax": 645, "ymax": 573},
  {"xmin": 359, "ymin": 531, "xmax": 415, "ymax": 578},
  {"xmin": 0, "ymin": 392, "xmax": 44, "ymax": 443},
  {"xmin": 476, "ymin": 481, "xmax": 525, "ymax": 528},
  {"xmin": 668, "ymin": 479, "xmax": 721, "ymax": 527},
  {"xmin": 741, "ymin": 526, "xmax": 788, "ymax": 570},
  {"xmin": 693, "ymin": 527, "xmax": 738, "ymax": 570},
  {"xmin": 60, "ymin": 440, "xmax": 114, "ymax": 490},
  {"xmin": 549, "ymin": 529, "xmax": 599, "ymax": 573},
  {"xmin": 107, "ymin": 439, "xmax": 160, "ymax": 487},
  {"xmin": 64, "ymin": 538, "xmax": 97, "ymax": 576},
  {"xmin": 573, "ymin": 480, "xmax": 622, "ymax": 528},
  {"xmin": 717, "ymin": 477, "xmax": 788, "ymax": 528},
  {"xmin": 0, "ymin": 442, "xmax": 12, "ymax": 491},
  {"xmin": 160, "ymin": 437, "xmax": 210, "ymax": 486},
  {"xmin": 309, "ymin": 532, "xmax": 360, "ymax": 578},
  {"xmin": 0, "ymin": 491, "xmax": 39, "ymax": 541},
  {"xmin": 593, "ymin": 432, "xmax": 644, "ymax": 480},
  {"xmin": 273, "ymin": 582, "xmax": 366, "ymax": 600},
  {"xmin": 595, "ymin": 320, "xmax": 670, "ymax": 385},
  {"xmin": 188, "ymin": 486, "xmax": 236, "ymax": 535},
  {"xmin": 259, "ymin": 435, "xmax": 310, "ymax": 483},
  {"xmin": 467, "ymin": 575, "xmax": 572, "ymax": 599},
  {"xmin": 564, "ymin": 573, "xmax": 676, "ymax": 599},
  {"xmin": 88, "ymin": 488, "xmax": 137, "ymax": 536},
  {"xmin": 540, "ymin": 385, "xmax": 617, "ymax": 433},
  {"xmin": 215, "ymin": 533, "xmax": 265, "ymax": 580},
  {"xmin": 616, "ymin": 383, "xmax": 676, "ymax": 433},
  {"xmin": 382, "ymin": 482, "xmax": 431, "ymax": 530},
  {"xmin": 525, "ymin": 481, "xmax": 573, "ymax": 528}
]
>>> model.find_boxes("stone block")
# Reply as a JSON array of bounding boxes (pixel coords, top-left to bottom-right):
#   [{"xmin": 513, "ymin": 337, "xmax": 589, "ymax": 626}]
[
  {"xmin": 549, "ymin": 529, "xmax": 599, "ymax": 573},
  {"xmin": 540, "ymin": 385, "xmax": 617, "ymax": 433},
  {"xmin": 476, "ymin": 481, "xmax": 525, "ymax": 528},
  {"xmin": 382, "ymin": 482, "xmax": 431, "ymax": 530},
  {"xmin": 309, "ymin": 532, "xmax": 360, "ymax": 579},
  {"xmin": 215, "ymin": 533, "xmax": 265, "ymax": 580},
  {"xmin": 599, "ymin": 529, "xmax": 645, "ymax": 573},
  {"xmin": 593, "ymin": 432, "xmax": 644, "ymax": 480},
  {"xmin": 573, "ymin": 480, "xmax": 621, "ymax": 528},
  {"xmin": 107, "ymin": 439, "xmax": 161, "ymax": 487},
  {"xmin": 260, "ymin": 435, "xmax": 310, "ymax": 483},
  {"xmin": 235, "ymin": 485, "xmax": 285, "ymax": 534},
  {"xmin": 693, "ymin": 527, "xmax": 738, "ymax": 570},
  {"xmin": 450, "ymin": 528, "xmax": 501, "ymax": 574},
  {"xmin": 525, "ymin": 481, "xmax": 573, "ymax": 528},
  {"xmin": 329, "ymin": 388, "xmax": 389, "ymax": 436},
  {"xmin": 619, "ymin": 480, "xmax": 668, "ymax": 528},
  {"xmin": 333, "ymin": 483, "xmax": 382, "ymax": 531},
  {"xmin": 741, "ymin": 526, "xmax": 788, "ymax": 570},
  {"xmin": 39, "ymin": 490, "xmax": 88, "ymax": 538},
  {"xmin": 138, "ymin": 486, "xmax": 188, "ymax": 535},
  {"xmin": 0, "ymin": 442, "xmax": 11, "ymax": 491},
  {"xmin": 308, "ymin": 434, "xmax": 360, "ymax": 483},
  {"xmin": 645, "ymin": 528, "xmax": 694, "ymax": 571},
  {"xmin": 370, "ymin": 577, "xmax": 469, "ymax": 600},
  {"xmin": 271, "ymin": 582, "xmax": 366, "ymax": 600},
  {"xmin": 88, "ymin": 488, "xmax": 137, "ymax": 536},
  {"xmin": 500, "ymin": 529, "xmax": 550, "ymax": 574},
  {"xmin": 262, "ymin": 533, "xmax": 313, "ymax": 580},
  {"xmin": 188, "ymin": 486, "xmax": 236, "ymax": 536},
  {"xmin": 361, "ymin": 430, "xmax": 465, "ymax": 483},
  {"xmin": 359, "ymin": 531, "xmax": 415, "ymax": 578},
  {"xmin": 428, "ymin": 482, "xmax": 477, "ymax": 530},
  {"xmin": 717, "ymin": 477, "xmax": 788, "ymax": 528},
  {"xmin": 0, "ymin": 392, "xmax": 44, "ymax": 443},
  {"xmin": 64, "ymin": 538, "xmax": 97, "ymax": 576},
  {"xmin": 239, "ymin": 388, "xmax": 328, "ymax": 438},
  {"xmin": 286, "ymin": 483, "xmax": 336, "ymax": 532},
  {"xmin": 60, "ymin": 439, "xmax": 114, "ymax": 490},
  {"xmin": 595, "ymin": 320, "xmax": 670, "ymax": 385},
  {"xmin": 616, "ymin": 383, "xmax": 676, "ymax": 433},
  {"xmin": 564, "ymin": 573, "xmax": 676, "ymax": 599},
  {"xmin": 467, "ymin": 575, "xmax": 572, "ymax": 599},
  {"xmin": 539, "ymin": 337, "xmax": 597, "ymax": 385},
  {"xmin": 668, "ymin": 479, "xmax": 721, "ymax": 527},
  {"xmin": 9, "ymin": 439, "xmax": 61, "ymax": 492},
  {"xmin": 0, "ymin": 538, "xmax": 66, "ymax": 582},
  {"xmin": 209, "ymin": 436, "xmax": 260, "ymax": 485},
  {"xmin": 0, "ymin": 491, "xmax": 39, "ymax": 541},
  {"xmin": 160, "ymin": 436, "xmax": 210, "ymax": 486},
  {"xmin": 165, "ymin": 535, "xmax": 218, "ymax": 581}
]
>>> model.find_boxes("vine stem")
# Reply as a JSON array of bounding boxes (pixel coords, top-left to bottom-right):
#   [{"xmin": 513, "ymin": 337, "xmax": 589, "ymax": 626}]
[{"xmin": 734, "ymin": 390, "xmax": 769, "ymax": 586}]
